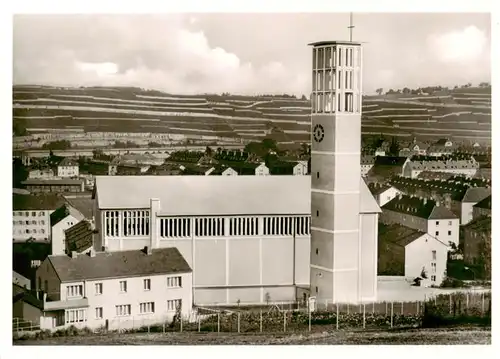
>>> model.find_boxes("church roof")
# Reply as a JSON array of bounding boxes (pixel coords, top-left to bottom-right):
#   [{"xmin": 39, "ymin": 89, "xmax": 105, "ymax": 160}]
[{"xmin": 94, "ymin": 176, "xmax": 381, "ymax": 215}]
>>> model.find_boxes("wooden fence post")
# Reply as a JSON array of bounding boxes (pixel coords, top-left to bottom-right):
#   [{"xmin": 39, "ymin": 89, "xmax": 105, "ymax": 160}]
[
  {"xmin": 260, "ymin": 309, "xmax": 263, "ymax": 333},
  {"xmin": 347, "ymin": 303, "xmax": 350, "ymax": 315},
  {"xmin": 372, "ymin": 301, "xmax": 375, "ymax": 314},
  {"xmin": 336, "ymin": 302, "xmax": 339, "ymax": 330},
  {"xmin": 449, "ymin": 294, "xmax": 452, "ymax": 315},
  {"xmin": 237, "ymin": 312, "xmax": 241, "ymax": 333},
  {"xmin": 416, "ymin": 301, "xmax": 419, "ymax": 316},
  {"xmin": 481, "ymin": 293, "xmax": 485, "ymax": 315},
  {"xmin": 163, "ymin": 323, "xmax": 165, "ymax": 334},
  {"xmin": 180, "ymin": 317, "xmax": 183, "ymax": 333},
  {"xmin": 363, "ymin": 304, "xmax": 366, "ymax": 329},
  {"xmin": 385, "ymin": 302, "xmax": 388, "ymax": 316},
  {"xmin": 308, "ymin": 307, "xmax": 312, "ymax": 332},
  {"xmin": 390, "ymin": 302, "xmax": 394, "ymax": 328},
  {"xmin": 198, "ymin": 316, "xmax": 201, "ymax": 332},
  {"xmin": 217, "ymin": 312, "xmax": 220, "ymax": 333},
  {"xmin": 466, "ymin": 293, "xmax": 469, "ymax": 310},
  {"xmin": 283, "ymin": 310, "xmax": 287, "ymax": 332},
  {"xmin": 401, "ymin": 302, "xmax": 403, "ymax": 315},
  {"xmin": 434, "ymin": 295, "xmax": 437, "ymax": 306},
  {"xmin": 148, "ymin": 324, "xmax": 150, "ymax": 334}
]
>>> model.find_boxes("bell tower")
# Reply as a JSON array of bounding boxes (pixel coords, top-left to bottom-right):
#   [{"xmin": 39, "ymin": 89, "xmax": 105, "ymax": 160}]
[{"xmin": 309, "ymin": 41, "xmax": 363, "ymax": 303}]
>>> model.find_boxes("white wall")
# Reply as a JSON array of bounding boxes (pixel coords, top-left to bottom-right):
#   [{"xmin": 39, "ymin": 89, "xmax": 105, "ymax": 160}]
[
  {"xmin": 255, "ymin": 163, "xmax": 270, "ymax": 176},
  {"xmin": 461, "ymin": 202, "xmax": 476, "ymax": 225},
  {"xmin": 293, "ymin": 162, "xmax": 308, "ymax": 176},
  {"xmin": 58, "ymin": 165, "xmax": 79, "ymax": 178},
  {"xmin": 405, "ymin": 233, "xmax": 448, "ymax": 287},
  {"xmin": 51, "ymin": 215, "xmax": 80, "ymax": 255},
  {"xmin": 426, "ymin": 218, "xmax": 460, "ymax": 247},
  {"xmin": 13, "ymin": 210, "xmax": 53, "ymax": 241},
  {"xmin": 222, "ymin": 168, "xmax": 238, "ymax": 176},
  {"xmin": 378, "ymin": 187, "xmax": 401, "ymax": 207}
]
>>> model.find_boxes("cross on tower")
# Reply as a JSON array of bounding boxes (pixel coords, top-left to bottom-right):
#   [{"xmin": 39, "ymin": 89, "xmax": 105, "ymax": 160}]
[{"xmin": 348, "ymin": 12, "xmax": 355, "ymax": 42}]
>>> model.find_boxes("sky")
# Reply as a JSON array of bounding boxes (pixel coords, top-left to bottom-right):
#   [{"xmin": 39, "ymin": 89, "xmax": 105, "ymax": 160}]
[{"xmin": 12, "ymin": 13, "xmax": 491, "ymax": 96}]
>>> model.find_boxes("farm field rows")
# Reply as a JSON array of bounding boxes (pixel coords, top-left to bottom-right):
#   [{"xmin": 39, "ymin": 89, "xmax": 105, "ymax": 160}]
[
  {"xmin": 15, "ymin": 327, "xmax": 491, "ymax": 345},
  {"xmin": 13, "ymin": 85, "xmax": 492, "ymax": 144}
]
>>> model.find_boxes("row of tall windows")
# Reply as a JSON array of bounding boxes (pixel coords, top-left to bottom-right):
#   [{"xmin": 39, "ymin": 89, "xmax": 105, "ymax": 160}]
[
  {"xmin": 313, "ymin": 47, "xmax": 355, "ymax": 69},
  {"xmin": 104, "ymin": 210, "xmax": 150, "ymax": 237}
]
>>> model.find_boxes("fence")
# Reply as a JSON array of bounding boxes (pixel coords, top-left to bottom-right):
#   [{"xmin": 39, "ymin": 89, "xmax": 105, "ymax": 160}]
[
  {"xmin": 106, "ymin": 291, "xmax": 491, "ymax": 334},
  {"xmin": 13, "ymin": 318, "xmax": 40, "ymax": 333}
]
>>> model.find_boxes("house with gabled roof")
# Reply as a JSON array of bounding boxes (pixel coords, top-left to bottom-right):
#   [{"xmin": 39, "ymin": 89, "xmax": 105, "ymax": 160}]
[
  {"xmin": 367, "ymin": 183, "xmax": 401, "ymax": 207},
  {"xmin": 378, "ymin": 223, "xmax": 448, "ymax": 287},
  {"xmin": 381, "ymin": 193, "xmax": 460, "ymax": 247},
  {"xmin": 366, "ymin": 156, "xmax": 409, "ymax": 182},
  {"xmin": 57, "ymin": 157, "xmax": 79, "ymax": 178},
  {"xmin": 460, "ymin": 187, "xmax": 491, "ymax": 225},
  {"xmin": 403, "ymin": 155, "xmax": 479, "ymax": 179},
  {"xmin": 35, "ymin": 247, "xmax": 193, "ymax": 331},
  {"xmin": 50, "ymin": 204, "xmax": 86, "ymax": 255},
  {"xmin": 473, "ymin": 195, "xmax": 491, "ymax": 220}
]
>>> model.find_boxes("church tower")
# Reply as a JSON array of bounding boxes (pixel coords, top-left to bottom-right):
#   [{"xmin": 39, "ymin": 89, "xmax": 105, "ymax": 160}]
[{"xmin": 309, "ymin": 41, "xmax": 364, "ymax": 303}]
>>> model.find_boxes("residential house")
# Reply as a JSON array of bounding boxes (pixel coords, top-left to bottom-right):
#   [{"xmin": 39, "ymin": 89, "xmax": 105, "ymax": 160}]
[
  {"xmin": 472, "ymin": 195, "xmax": 491, "ymax": 220},
  {"xmin": 380, "ymin": 194, "xmax": 460, "ymax": 247},
  {"xmin": 221, "ymin": 167, "xmax": 238, "ymax": 176},
  {"xmin": 366, "ymin": 156, "xmax": 409, "ymax": 183},
  {"xmin": 399, "ymin": 138, "xmax": 429, "ymax": 156},
  {"xmin": 402, "ymin": 156, "xmax": 479, "ymax": 179},
  {"xmin": 389, "ymin": 176, "xmax": 491, "ymax": 224},
  {"xmin": 22, "ymin": 179, "xmax": 86, "ymax": 194},
  {"xmin": 460, "ymin": 187, "xmax": 491, "ymax": 225},
  {"xmin": 50, "ymin": 204, "xmax": 86, "ymax": 256},
  {"xmin": 213, "ymin": 162, "xmax": 270, "ymax": 176},
  {"xmin": 35, "ymin": 247, "xmax": 193, "ymax": 331},
  {"xmin": 367, "ymin": 183, "xmax": 401, "ymax": 207},
  {"xmin": 13, "ymin": 193, "xmax": 66, "ymax": 241},
  {"xmin": 13, "ymin": 285, "xmax": 44, "ymax": 328},
  {"xmin": 28, "ymin": 168, "xmax": 55, "ymax": 180},
  {"xmin": 360, "ymin": 155, "xmax": 375, "ymax": 177},
  {"xmin": 462, "ymin": 216, "xmax": 491, "ymax": 279},
  {"xmin": 427, "ymin": 138, "xmax": 456, "ymax": 157},
  {"xmin": 378, "ymin": 224, "xmax": 448, "ymax": 287},
  {"xmin": 57, "ymin": 158, "xmax": 80, "ymax": 178}
]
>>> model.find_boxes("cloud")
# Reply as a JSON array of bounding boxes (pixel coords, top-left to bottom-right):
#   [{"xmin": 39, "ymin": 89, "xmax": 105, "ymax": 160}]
[
  {"xmin": 428, "ymin": 26, "xmax": 487, "ymax": 64},
  {"xmin": 13, "ymin": 14, "xmax": 308, "ymax": 96}
]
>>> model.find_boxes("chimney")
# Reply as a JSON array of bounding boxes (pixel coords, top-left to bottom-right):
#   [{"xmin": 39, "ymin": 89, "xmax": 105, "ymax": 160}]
[
  {"xmin": 71, "ymin": 251, "xmax": 78, "ymax": 259},
  {"xmin": 150, "ymin": 198, "xmax": 161, "ymax": 249},
  {"xmin": 43, "ymin": 292, "xmax": 47, "ymax": 303},
  {"xmin": 423, "ymin": 198, "xmax": 427, "ymax": 205}
]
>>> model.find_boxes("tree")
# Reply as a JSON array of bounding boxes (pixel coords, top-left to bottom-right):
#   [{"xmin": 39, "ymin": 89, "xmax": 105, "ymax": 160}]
[
  {"xmin": 388, "ymin": 137, "xmax": 400, "ymax": 156},
  {"xmin": 262, "ymin": 138, "xmax": 277, "ymax": 151},
  {"xmin": 402, "ymin": 87, "xmax": 411, "ymax": 94},
  {"xmin": 301, "ymin": 94, "xmax": 307, "ymax": 100},
  {"xmin": 205, "ymin": 146, "xmax": 213, "ymax": 157},
  {"xmin": 375, "ymin": 88, "xmax": 384, "ymax": 96}
]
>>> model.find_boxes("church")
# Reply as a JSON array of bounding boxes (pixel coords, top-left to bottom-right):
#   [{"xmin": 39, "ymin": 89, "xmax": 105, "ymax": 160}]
[{"xmin": 90, "ymin": 40, "xmax": 380, "ymax": 305}]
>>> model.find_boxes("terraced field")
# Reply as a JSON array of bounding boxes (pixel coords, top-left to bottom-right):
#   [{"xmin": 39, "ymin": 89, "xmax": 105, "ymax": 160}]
[{"xmin": 12, "ymin": 85, "xmax": 491, "ymax": 145}]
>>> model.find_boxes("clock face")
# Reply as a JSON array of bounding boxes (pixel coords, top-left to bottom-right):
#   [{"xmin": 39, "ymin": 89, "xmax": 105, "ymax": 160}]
[{"xmin": 313, "ymin": 124, "xmax": 325, "ymax": 143}]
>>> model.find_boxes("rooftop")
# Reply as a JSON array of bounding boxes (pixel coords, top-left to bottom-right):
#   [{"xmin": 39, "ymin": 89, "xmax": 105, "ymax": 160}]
[
  {"xmin": 47, "ymin": 247, "xmax": 192, "ymax": 283},
  {"xmin": 50, "ymin": 204, "xmax": 85, "ymax": 227},
  {"xmin": 378, "ymin": 223, "xmax": 426, "ymax": 247},
  {"xmin": 462, "ymin": 187, "xmax": 491, "ymax": 204},
  {"xmin": 13, "ymin": 193, "xmax": 66, "ymax": 210},
  {"xmin": 94, "ymin": 176, "xmax": 381, "ymax": 215},
  {"xmin": 65, "ymin": 220, "xmax": 95, "ymax": 254},
  {"xmin": 368, "ymin": 183, "xmax": 394, "ymax": 196},
  {"xmin": 58, "ymin": 157, "xmax": 79, "ymax": 167},
  {"xmin": 463, "ymin": 216, "xmax": 491, "ymax": 232},
  {"xmin": 63, "ymin": 195, "xmax": 95, "ymax": 219},
  {"xmin": 473, "ymin": 195, "xmax": 491, "ymax": 210},
  {"xmin": 308, "ymin": 40, "xmax": 361, "ymax": 47},
  {"xmin": 22, "ymin": 178, "xmax": 84, "ymax": 186},
  {"xmin": 382, "ymin": 194, "xmax": 458, "ymax": 220}
]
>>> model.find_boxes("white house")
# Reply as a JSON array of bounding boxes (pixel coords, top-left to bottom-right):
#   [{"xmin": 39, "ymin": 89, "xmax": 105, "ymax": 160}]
[
  {"xmin": 221, "ymin": 167, "xmax": 238, "ymax": 176},
  {"xmin": 13, "ymin": 194, "xmax": 66, "ymax": 242},
  {"xmin": 367, "ymin": 183, "xmax": 401, "ymax": 207},
  {"xmin": 381, "ymin": 194, "xmax": 460, "ymax": 247},
  {"xmin": 459, "ymin": 187, "xmax": 491, "ymax": 225},
  {"xmin": 29, "ymin": 168, "xmax": 55, "ymax": 180},
  {"xmin": 50, "ymin": 204, "xmax": 86, "ymax": 256},
  {"xmin": 255, "ymin": 163, "xmax": 270, "ymax": 176},
  {"xmin": 57, "ymin": 158, "xmax": 80, "ymax": 178},
  {"xmin": 293, "ymin": 161, "xmax": 308, "ymax": 176},
  {"xmin": 402, "ymin": 157, "xmax": 479, "ymax": 179},
  {"xmin": 35, "ymin": 247, "xmax": 193, "ymax": 331},
  {"xmin": 379, "ymin": 224, "xmax": 448, "ymax": 287}
]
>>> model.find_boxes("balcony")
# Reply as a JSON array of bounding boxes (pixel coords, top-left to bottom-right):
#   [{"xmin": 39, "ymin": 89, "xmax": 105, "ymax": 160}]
[{"xmin": 43, "ymin": 297, "xmax": 89, "ymax": 311}]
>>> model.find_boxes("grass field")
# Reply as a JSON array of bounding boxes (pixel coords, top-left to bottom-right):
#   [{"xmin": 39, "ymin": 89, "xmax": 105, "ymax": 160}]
[{"xmin": 15, "ymin": 327, "xmax": 490, "ymax": 345}]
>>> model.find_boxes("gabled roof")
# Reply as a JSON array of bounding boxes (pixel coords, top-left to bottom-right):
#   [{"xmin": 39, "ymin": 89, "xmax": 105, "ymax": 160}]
[
  {"xmin": 63, "ymin": 196, "xmax": 94, "ymax": 219},
  {"xmin": 382, "ymin": 194, "xmax": 458, "ymax": 220},
  {"xmin": 13, "ymin": 287, "xmax": 43, "ymax": 310},
  {"xmin": 47, "ymin": 247, "xmax": 192, "ymax": 283},
  {"xmin": 22, "ymin": 178, "xmax": 84, "ymax": 186},
  {"xmin": 13, "ymin": 193, "xmax": 66, "ymax": 210},
  {"xmin": 462, "ymin": 187, "xmax": 491, "ymax": 203},
  {"xmin": 360, "ymin": 179, "xmax": 382, "ymax": 214},
  {"xmin": 473, "ymin": 195, "xmax": 491, "ymax": 210},
  {"xmin": 50, "ymin": 204, "xmax": 85, "ymax": 226},
  {"xmin": 65, "ymin": 220, "xmax": 94, "ymax": 254},
  {"xmin": 378, "ymin": 223, "xmax": 426, "ymax": 247},
  {"xmin": 367, "ymin": 182, "xmax": 394, "ymax": 196},
  {"xmin": 58, "ymin": 157, "xmax": 79, "ymax": 167}
]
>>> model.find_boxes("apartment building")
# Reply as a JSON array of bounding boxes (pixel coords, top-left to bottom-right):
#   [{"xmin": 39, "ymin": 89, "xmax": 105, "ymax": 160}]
[
  {"xmin": 22, "ymin": 179, "xmax": 86, "ymax": 194},
  {"xmin": 380, "ymin": 194, "xmax": 459, "ymax": 247},
  {"xmin": 57, "ymin": 158, "xmax": 80, "ymax": 178},
  {"xmin": 402, "ymin": 156, "xmax": 479, "ymax": 179},
  {"xmin": 35, "ymin": 247, "xmax": 193, "ymax": 331},
  {"xmin": 13, "ymin": 194, "xmax": 66, "ymax": 241}
]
